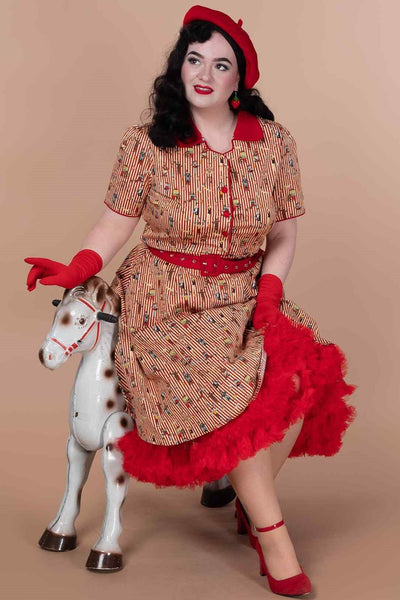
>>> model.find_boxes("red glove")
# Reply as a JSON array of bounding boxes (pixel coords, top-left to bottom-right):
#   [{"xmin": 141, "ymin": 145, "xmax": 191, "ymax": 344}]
[
  {"xmin": 252, "ymin": 273, "xmax": 283, "ymax": 330},
  {"xmin": 24, "ymin": 249, "xmax": 103, "ymax": 291}
]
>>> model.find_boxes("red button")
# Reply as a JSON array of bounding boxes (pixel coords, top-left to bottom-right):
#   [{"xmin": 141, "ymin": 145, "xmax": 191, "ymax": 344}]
[
  {"xmin": 222, "ymin": 231, "xmax": 229, "ymax": 237},
  {"xmin": 221, "ymin": 186, "xmax": 228, "ymax": 193},
  {"xmin": 223, "ymin": 209, "xmax": 230, "ymax": 217}
]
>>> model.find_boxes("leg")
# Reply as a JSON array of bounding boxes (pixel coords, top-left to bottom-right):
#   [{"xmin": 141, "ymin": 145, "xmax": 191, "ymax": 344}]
[
  {"xmin": 86, "ymin": 411, "xmax": 134, "ymax": 572},
  {"xmin": 270, "ymin": 416, "xmax": 304, "ymax": 479},
  {"xmin": 228, "ymin": 428, "xmax": 305, "ymax": 580},
  {"xmin": 202, "ymin": 399, "xmax": 304, "ymax": 507},
  {"xmin": 39, "ymin": 435, "xmax": 95, "ymax": 551}
]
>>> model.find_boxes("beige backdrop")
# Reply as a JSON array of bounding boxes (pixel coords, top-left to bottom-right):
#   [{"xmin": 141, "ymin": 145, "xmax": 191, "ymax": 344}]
[{"xmin": 1, "ymin": 1, "xmax": 399, "ymax": 599}]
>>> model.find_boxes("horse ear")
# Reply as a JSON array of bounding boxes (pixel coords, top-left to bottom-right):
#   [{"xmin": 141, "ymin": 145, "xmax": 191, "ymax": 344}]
[
  {"xmin": 52, "ymin": 299, "xmax": 61, "ymax": 306},
  {"xmin": 94, "ymin": 281, "xmax": 108, "ymax": 305}
]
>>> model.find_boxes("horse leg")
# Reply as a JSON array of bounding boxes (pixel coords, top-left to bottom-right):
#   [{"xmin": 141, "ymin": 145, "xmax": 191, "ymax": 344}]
[
  {"xmin": 86, "ymin": 411, "xmax": 134, "ymax": 572},
  {"xmin": 201, "ymin": 475, "xmax": 237, "ymax": 507},
  {"xmin": 39, "ymin": 434, "xmax": 95, "ymax": 552}
]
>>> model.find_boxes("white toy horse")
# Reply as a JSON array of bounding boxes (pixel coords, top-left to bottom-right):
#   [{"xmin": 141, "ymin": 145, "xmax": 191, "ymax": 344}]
[
  {"xmin": 37, "ymin": 275, "xmax": 234, "ymax": 572},
  {"xmin": 38, "ymin": 276, "xmax": 133, "ymax": 571}
]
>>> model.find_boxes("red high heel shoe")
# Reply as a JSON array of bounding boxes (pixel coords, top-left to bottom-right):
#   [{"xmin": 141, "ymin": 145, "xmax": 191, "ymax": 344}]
[
  {"xmin": 254, "ymin": 521, "xmax": 312, "ymax": 597},
  {"xmin": 234, "ymin": 497, "xmax": 258, "ymax": 548}
]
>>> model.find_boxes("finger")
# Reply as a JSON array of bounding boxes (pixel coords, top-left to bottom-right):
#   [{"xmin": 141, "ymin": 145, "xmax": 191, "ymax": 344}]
[
  {"xmin": 24, "ymin": 257, "xmax": 47, "ymax": 265},
  {"xmin": 26, "ymin": 265, "xmax": 45, "ymax": 289},
  {"xmin": 24, "ymin": 257, "xmax": 64, "ymax": 272},
  {"xmin": 39, "ymin": 275, "xmax": 65, "ymax": 287}
]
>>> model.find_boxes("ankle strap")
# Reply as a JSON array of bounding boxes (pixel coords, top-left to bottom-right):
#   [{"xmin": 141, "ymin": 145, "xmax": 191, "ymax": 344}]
[{"xmin": 255, "ymin": 519, "xmax": 285, "ymax": 532}]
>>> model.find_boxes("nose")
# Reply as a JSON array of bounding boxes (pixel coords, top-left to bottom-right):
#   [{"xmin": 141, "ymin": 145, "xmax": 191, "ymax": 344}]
[
  {"xmin": 38, "ymin": 347, "xmax": 45, "ymax": 365},
  {"xmin": 199, "ymin": 63, "xmax": 212, "ymax": 83}
]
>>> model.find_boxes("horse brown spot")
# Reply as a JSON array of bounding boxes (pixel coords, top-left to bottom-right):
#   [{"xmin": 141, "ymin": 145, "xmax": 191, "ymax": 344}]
[
  {"xmin": 116, "ymin": 475, "xmax": 125, "ymax": 485},
  {"xmin": 120, "ymin": 417, "xmax": 128, "ymax": 428},
  {"xmin": 104, "ymin": 368, "xmax": 114, "ymax": 378},
  {"xmin": 38, "ymin": 348, "xmax": 44, "ymax": 365},
  {"xmin": 61, "ymin": 313, "xmax": 71, "ymax": 325},
  {"xmin": 106, "ymin": 443, "xmax": 113, "ymax": 452},
  {"xmin": 106, "ymin": 399, "xmax": 115, "ymax": 409}
]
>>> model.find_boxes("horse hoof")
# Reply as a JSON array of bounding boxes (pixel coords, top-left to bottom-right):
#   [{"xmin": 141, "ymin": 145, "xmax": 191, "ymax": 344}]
[
  {"xmin": 38, "ymin": 528, "xmax": 77, "ymax": 552},
  {"xmin": 200, "ymin": 484, "xmax": 236, "ymax": 508},
  {"xmin": 86, "ymin": 549, "xmax": 123, "ymax": 572}
]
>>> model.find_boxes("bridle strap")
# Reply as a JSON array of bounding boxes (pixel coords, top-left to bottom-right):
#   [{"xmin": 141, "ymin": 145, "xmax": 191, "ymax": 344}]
[{"xmin": 50, "ymin": 298, "xmax": 106, "ymax": 356}]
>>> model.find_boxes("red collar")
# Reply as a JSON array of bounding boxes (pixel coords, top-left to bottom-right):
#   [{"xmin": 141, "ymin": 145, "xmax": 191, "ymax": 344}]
[{"xmin": 176, "ymin": 111, "xmax": 264, "ymax": 147}]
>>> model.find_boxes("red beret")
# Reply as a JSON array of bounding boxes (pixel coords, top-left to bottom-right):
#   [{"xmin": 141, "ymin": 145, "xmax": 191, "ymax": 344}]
[{"xmin": 182, "ymin": 5, "xmax": 259, "ymax": 89}]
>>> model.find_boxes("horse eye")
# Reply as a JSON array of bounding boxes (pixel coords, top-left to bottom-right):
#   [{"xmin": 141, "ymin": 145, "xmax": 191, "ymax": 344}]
[
  {"xmin": 52, "ymin": 299, "xmax": 61, "ymax": 307},
  {"xmin": 78, "ymin": 317, "xmax": 86, "ymax": 325}
]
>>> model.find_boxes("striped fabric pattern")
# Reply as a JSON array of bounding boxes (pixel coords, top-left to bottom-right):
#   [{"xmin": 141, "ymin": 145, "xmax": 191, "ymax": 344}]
[
  {"xmin": 104, "ymin": 113, "xmax": 329, "ymax": 446},
  {"xmin": 104, "ymin": 117, "xmax": 306, "ymax": 258}
]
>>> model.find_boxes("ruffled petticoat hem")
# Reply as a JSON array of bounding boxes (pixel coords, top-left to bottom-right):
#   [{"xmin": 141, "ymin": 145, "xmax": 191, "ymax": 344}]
[{"xmin": 116, "ymin": 312, "xmax": 358, "ymax": 489}]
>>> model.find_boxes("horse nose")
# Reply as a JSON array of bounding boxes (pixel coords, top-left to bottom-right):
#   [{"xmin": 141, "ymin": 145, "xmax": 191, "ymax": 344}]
[{"xmin": 38, "ymin": 347, "xmax": 45, "ymax": 365}]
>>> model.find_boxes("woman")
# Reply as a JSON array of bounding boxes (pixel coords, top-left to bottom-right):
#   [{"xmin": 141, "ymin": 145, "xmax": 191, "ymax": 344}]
[{"xmin": 25, "ymin": 6, "xmax": 357, "ymax": 596}]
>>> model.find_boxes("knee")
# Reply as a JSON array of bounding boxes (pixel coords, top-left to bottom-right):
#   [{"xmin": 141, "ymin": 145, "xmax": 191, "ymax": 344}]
[{"xmin": 292, "ymin": 373, "xmax": 301, "ymax": 394}]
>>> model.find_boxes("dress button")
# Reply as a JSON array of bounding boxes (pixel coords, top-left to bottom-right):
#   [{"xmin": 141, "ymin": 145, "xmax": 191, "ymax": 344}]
[
  {"xmin": 222, "ymin": 231, "xmax": 229, "ymax": 237},
  {"xmin": 221, "ymin": 186, "xmax": 228, "ymax": 193},
  {"xmin": 223, "ymin": 209, "xmax": 230, "ymax": 218}
]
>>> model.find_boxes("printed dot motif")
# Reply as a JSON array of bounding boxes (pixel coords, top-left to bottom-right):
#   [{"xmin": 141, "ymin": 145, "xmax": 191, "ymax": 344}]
[{"xmin": 105, "ymin": 114, "xmax": 329, "ymax": 446}]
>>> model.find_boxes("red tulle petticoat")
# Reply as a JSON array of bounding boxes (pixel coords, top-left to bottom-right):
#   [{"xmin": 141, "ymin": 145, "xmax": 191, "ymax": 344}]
[{"xmin": 117, "ymin": 312, "xmax": 357, "ymax": 489}]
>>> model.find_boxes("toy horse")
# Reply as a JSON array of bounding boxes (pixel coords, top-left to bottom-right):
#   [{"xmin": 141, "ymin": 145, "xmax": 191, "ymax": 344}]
[
  {"xmin": 37, "ymin": 275, "xmax": 234, "ymax": 572},
  {"xmin": 37, "ymin": 276, "xmax": 133, "ymax": 571}
]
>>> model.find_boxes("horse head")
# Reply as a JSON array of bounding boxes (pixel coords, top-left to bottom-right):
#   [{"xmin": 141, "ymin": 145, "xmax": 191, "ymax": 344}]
[{"xmin": 39, "ymin": 276, "xmax": 121, "ymax": 370}]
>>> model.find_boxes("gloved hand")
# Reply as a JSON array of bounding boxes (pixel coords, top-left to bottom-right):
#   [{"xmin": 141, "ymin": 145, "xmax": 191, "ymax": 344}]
[
  {"xmin": 252, "ymin": 273, "xmax": 283, "ymax": 330},
  {"xmin": 24, "ymin": 249, "xmax": 103, "ymax": 291}
]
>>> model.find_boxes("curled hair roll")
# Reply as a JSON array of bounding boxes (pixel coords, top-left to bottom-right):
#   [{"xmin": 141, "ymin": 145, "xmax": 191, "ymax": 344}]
[{"xmin": 143, "ymin": 20, "xmax": 275, "ymax": 148}]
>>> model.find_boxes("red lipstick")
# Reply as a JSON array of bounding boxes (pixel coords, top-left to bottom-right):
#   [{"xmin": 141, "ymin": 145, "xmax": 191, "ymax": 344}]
[{"xmin": 194, "ymin": 85, "xmax": 213, "ymax": 95}]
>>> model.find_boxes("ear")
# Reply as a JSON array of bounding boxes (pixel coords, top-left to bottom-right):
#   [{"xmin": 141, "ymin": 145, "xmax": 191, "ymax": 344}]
[{"xmin": 94, "ymin": 281, "xmax": 108, "ymax": 306}]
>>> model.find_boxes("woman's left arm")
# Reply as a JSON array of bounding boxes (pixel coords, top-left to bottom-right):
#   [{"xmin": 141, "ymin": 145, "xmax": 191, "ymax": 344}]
[{"xmin": 260, "ymin": 219, "xmax": 298, "ymax": 285}]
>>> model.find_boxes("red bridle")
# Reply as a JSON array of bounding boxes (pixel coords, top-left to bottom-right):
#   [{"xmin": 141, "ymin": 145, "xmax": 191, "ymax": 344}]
[{"xmin": 50, "ymin": 297, "xmax": 107, "ymax": 357}]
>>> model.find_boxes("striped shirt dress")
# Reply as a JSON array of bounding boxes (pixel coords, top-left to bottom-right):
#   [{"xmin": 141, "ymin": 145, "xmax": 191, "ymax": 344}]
[{"xmin": 104, "ymin": 111, "xmax": 358, "ymax": 488}]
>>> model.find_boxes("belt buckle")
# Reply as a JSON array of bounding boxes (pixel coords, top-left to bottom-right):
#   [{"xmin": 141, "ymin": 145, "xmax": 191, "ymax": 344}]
[{"xmin": 200, "ymin": 255, "xmax": 223, "ymax": 276}]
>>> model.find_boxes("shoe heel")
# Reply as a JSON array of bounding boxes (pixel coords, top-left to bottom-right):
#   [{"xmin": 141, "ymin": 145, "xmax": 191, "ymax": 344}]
[
  {"xmin": 258, "ymin": 554, "xmax": 267, "ymax": 576},
  {"xmin": 254, "ymin": 539, "xmax": 312, "ymax": 596},
  {"xmin": 234, "ymin": 498, "xmax": 258, "ymax": 548}
]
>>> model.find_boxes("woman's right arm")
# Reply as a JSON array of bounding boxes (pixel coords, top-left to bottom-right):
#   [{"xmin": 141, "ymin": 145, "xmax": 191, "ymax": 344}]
[
  {"xmin": 79, "ymin": 205, "xmax": 141, "ymax": 268},
  {"xmin": 24, "ymin": 206, "xmax": 140, "ymax": 290},
  {"xmin": 25, "ymin": 124, "xmax": 152, "ymax": 290}
]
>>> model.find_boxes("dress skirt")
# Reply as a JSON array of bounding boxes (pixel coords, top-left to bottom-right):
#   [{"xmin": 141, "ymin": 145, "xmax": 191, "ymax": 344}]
[{"xmin": 110, "ymin": 243, "xmax": 358, "ymax": 489}]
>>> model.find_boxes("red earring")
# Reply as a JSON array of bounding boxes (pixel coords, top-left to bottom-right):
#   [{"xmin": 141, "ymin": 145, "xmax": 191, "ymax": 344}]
[{"xmin": 230, "ymin": 91, "xmax": 240, "ymax": 109}]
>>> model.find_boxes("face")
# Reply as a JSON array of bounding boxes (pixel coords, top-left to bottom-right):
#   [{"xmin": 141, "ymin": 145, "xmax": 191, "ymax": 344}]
[{"xmin": 181, "ymin": 31, "xmax": 240, "ymax": 111}]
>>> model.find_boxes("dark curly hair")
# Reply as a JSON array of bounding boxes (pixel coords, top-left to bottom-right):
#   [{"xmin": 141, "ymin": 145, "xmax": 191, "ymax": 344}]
[{"xmin": 143, "ymin": 20, "xmax": 275, "ymax": 148}]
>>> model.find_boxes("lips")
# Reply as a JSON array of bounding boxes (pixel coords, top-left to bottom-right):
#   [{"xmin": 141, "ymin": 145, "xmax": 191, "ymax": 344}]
[{"xmin": 194, "ymin": 85, "xmax": 213, "ymax": 95}]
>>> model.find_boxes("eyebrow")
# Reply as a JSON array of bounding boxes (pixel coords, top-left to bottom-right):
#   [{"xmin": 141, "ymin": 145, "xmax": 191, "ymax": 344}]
[{"xmin": 186, "ymin": 50, "xmax": 232, "ymax": 66}]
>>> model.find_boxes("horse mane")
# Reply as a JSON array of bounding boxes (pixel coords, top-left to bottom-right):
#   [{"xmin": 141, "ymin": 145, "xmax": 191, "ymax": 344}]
[{"xmin": 62, "ymin": 276, "xmax": 121, "ymax": 316}]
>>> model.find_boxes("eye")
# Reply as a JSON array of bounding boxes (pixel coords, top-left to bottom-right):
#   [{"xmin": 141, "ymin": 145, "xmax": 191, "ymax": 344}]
[
  {"xmin": 78, "ymin": 317, "xmax": 87, "ymax": 325},
  {"xmin": 216, "ymin": 63, "xmax": 229, "ymax": 71},
  {"xmin": 187, "ymin": 57, "xmax": 199, "ymax": 65}
]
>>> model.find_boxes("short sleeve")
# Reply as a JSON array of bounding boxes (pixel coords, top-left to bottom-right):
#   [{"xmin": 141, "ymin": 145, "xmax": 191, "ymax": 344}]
[
  {"xmin": 104, "ymin": 125, "xmax": 153, "ymax": 217},
  {"xmin": 272, "ymin": 125, "xmax": 306, "ymax": 222}
]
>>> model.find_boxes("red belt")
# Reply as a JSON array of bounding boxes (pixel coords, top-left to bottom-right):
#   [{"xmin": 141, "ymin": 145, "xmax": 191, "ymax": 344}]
[{"xmin": 146, "ymin": 245, "xmax": 264, "ymax": 276}]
